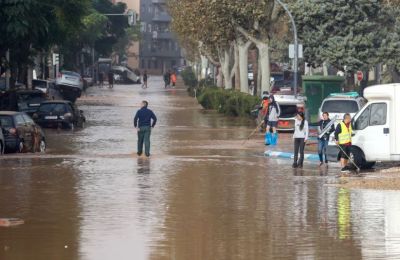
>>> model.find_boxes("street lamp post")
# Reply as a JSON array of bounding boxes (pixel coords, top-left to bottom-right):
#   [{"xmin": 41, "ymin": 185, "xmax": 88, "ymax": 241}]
[{"xmin": 275, "ymin": 0, "xmax": 298, "ymax": 97}]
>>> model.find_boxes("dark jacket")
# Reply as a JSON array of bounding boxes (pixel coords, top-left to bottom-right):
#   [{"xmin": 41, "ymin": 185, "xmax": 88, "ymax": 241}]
[
  {"xmin": 134, "ymin": 107, "xmax": 157, "ymax": 128},
  {"xmin": 319, "ymin": 119, "xmax": 334, "ymax": 140}
]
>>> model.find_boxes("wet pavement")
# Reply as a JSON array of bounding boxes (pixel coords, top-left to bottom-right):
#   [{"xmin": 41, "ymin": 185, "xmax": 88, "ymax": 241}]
[{"xmin": 1, "ymin": 77, "xmax": 400, "ymax": 260}]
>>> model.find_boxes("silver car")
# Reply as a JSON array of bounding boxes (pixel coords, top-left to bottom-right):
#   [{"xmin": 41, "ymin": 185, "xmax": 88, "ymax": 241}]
[
  {"xmin": 56, "ymin": 71, "xmax": 83, "ymax": 91},
  {"xmin": 56, "ymin": 71, "xmax": 84, "ymax": 103}
]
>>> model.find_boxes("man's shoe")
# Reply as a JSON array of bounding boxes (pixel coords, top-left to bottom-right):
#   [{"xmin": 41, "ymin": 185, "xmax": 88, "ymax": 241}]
[
  {"xmin": 341, "ymin": 167, "xmax": 350, "ymax": 173},
  {"xmin": 145, "ymin": 154, "xmax": 150, "ymax": 157},
  {"xmin": 292, "ymin": 163, "xmax": 298, "ymax": 168},
  {"xmin": 137, "ymin": 152, "xmax": 142, "ymax": 156},
  {"xmin": 319, "ymin": 162, "xmax": 324, "ymax": 167},
  {"xmin": 298, "ymin": 163, "xmax": 303, "ymax": 169}
]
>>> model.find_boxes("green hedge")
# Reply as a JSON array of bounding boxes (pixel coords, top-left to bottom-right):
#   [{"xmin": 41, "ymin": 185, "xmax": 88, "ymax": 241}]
[
  {"xmin": 197, "ymin": 87, "xmax": 260, "ymax": 117},
  {"xmin": 181, "ymin": 67, "xmax": 198, "ymax": 88}
]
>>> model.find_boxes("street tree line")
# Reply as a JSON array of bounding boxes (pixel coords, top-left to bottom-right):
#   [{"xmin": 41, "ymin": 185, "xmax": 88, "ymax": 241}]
[
  {"xmin": 168, "ymin": 0, "xmax": 400, "ymax": 94},
  {"xmin": 0, "ymin": 0, "xmax": 139, "ymax": 87}
]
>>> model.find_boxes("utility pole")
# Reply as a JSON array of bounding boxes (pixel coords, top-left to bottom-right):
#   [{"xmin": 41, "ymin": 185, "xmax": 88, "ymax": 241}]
[
  {"xmin": 6, "ymin": 49, "xmax": 10, "ymax": 90},
  {"xmin": 275, "ymin": 0, "xmax": 298, "ymax": 97}
]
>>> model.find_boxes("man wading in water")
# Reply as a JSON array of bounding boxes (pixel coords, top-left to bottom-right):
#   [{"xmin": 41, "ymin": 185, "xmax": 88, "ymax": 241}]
[{"xmin": 134, "ymin": 101, "xmax": 157, "ymax": 157}]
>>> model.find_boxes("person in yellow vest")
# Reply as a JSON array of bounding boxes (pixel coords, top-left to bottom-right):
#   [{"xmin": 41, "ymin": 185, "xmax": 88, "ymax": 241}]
[{"xmin": 335, "ymin": 113, "xmax": 352, "ymax": 173}]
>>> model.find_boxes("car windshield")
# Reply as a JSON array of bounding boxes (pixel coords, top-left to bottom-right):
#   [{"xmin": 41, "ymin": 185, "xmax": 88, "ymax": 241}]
[
  {"xmin": 38, "ymin": 103, "xmax": 67, "ymax": 114},
  {"xmin": 0, "ymin": 115, "xmax": 14, "ymax": 129},
  {"xmin": 322, "ymin": 100, "xmax": 359, "ymax": 113},
  {"xmin": 280, "ymin": 105, "xmax": 298, "ymax": 118},
  {"xmin": 17, "ymin": 93, "xmax": 46, "ymax": 109},
  {"xmin": 63, "ymin": 71, "xmax": 80, "ymax": 77},
  {"xmin": 32, "ymin": 81, "xmax": 47, "ymax": 89}
]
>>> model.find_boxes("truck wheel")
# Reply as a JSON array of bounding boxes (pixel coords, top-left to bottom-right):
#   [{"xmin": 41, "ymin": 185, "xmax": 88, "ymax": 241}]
[
  {"xmin": 350, "ymin": 147, "xmax": 375, "ymax": 170},
  {"xmin": 363, "ymin": 162, "xmax": 376, "ymax": 169},
  {"xmin": 349, "ymin": 147, "xmax": 364, "ymax": 170}
]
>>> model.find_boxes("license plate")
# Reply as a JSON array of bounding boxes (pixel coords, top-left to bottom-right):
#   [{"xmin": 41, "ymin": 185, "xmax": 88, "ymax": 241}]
[{"xmin": 45, "ymin": 116, "xmax": 58, "ymax": 120}]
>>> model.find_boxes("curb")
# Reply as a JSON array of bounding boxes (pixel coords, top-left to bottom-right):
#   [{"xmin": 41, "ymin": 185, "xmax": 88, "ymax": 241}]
[{"xmin": 264, "ymin": 150, "xmax": 320, "ymax": 161}]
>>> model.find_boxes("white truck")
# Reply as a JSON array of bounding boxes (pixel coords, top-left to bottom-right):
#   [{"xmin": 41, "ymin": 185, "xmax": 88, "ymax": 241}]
[{"xmin": 327, "ymin": 84, "xmax": 400, "ymax": 168}]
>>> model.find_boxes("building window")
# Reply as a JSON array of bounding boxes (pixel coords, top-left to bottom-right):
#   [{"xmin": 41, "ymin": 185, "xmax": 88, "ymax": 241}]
[{"xmin": 141, "ymin": 22, "xmax": 146, "ymax": 32}]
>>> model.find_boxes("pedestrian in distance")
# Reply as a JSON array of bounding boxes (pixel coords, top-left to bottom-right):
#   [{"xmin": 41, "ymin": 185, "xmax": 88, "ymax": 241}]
[
  {"xmin": 108, "ymin": 70, "xmax": 114, "ymax": 89},
  {"xmin": 141, "ymin": 70, "xmax": 148, "ymax": 89},
  {"xmin": 163, "ymin": 70, "xmax": 171, "ymax": 88},
  {"xmin": 258, "ymin": 92, "xmax": 269, "ymax": 132},
  {"xmin": 171, "ymin": 71, "xmax": 177, "ymax": 87},
  {"xmin": 134, "ymin": 101, "xmax": 157, "ymax": 158},
  {"xmin": 335, "ymin": 113, "xmax": 353, "ymax": 173},
  {"xmin": 98, "ymin": 71, "xmax": 104, "ymax": 88},
  {"xmin": 318, "ymin": 112, "xmax": 335, "ymax": 167},
  {"xmin": 265, "ymin": 95, "xmax": 281, "ymax": 146},
  {"xmin": 292, "ymin": 112, "xmax": 309, "ymax": 168}
]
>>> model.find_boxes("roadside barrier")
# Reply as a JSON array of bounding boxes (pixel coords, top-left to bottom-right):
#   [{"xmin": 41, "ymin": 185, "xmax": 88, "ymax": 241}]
[{"xmin": 264, "ymin": 150, "xmax": 320, "ymax": 161}]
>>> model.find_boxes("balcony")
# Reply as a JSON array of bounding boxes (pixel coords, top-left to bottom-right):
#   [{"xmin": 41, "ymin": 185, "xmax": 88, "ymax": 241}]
[
  {"xmin": 152, "ymin": 0, "xmax": 166, "ymax": 4},
  {"xmin": 152, "ymin": 31, "xmax": 173, "ymax": 40},
  {"xmin": 153, "ymin": 12, "xmax": 171, "ymax": 22}
]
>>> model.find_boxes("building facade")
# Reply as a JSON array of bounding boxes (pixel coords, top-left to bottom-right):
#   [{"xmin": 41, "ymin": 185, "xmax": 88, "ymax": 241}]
[
  {"xmin": 114, "ymin": 0, "xmax": 141, "ymax": 69},
  {"xmin": 139, "ymin": 0, "xmax": 183, "ymax": 74}
]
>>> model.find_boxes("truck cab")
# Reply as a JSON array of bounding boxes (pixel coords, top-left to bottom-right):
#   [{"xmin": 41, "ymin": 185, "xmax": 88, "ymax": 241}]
[{"xmin": 328, "ymin": 84, "xmax": 400, "ymax": 168}]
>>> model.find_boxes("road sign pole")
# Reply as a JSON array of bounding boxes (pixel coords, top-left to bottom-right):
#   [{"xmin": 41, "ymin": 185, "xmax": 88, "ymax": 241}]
[{"xmin": 276, "ymin": 0, "xmax": 298, "ymax": 97}]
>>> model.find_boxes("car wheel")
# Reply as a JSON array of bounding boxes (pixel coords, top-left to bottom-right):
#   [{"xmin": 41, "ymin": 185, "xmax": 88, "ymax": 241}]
[{"xmin": 39, "ymin": 139, "xmax": 46, "ymax": 153}]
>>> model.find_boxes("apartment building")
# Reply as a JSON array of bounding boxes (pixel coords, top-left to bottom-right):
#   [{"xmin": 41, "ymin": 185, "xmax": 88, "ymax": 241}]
[{"xmin": 139, "ymin": 0, "xmax": 183, "ymax": 74}]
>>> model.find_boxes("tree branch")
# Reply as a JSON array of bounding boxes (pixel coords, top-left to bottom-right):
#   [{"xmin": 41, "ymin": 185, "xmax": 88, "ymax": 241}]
[{"xmin": 236, "ymin": 26, "xmax": 262, "ymax": 45}]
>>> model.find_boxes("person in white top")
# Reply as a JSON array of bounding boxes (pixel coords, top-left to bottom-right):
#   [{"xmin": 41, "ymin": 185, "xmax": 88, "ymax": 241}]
[{"xmin": 292, "ymin": 112, "xmax": 309, "ymax": 168}]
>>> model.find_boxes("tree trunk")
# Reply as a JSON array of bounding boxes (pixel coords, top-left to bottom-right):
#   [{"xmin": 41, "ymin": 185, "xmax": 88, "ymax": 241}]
[
  {"xmin": 257, "ymin": 55, "xmax": 262, "ymax": 96},
  {"xmin": 220, "ymin": 49, "xmax": 232, "ymax": 89},
  {"xmin": 200, "ymin": 55, "xmax": 208, "ymax": 79},
  {"xmin": 234, "ymin": 44, "xmax": 240, "ymax": 90},
  {"xmin": 217, "ymin": 66, "xmax": 223, "ymax": 87},
  {"xmin": 257, "ymin": 42, "xmax": 271, "ymax": 94},
  {"xmin": 238, "ymin": 40, "xmax": 252, "ymax": 93}
]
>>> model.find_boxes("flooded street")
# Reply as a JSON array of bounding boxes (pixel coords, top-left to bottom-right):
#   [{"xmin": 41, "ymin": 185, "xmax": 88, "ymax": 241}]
[{"xmin": 1, "ymin": 77, "xmax": 400, "ymax": 260}]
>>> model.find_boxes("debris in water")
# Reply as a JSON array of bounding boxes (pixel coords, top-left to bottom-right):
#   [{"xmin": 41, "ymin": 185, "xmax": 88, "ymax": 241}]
[{"xmin": 0, "ymin": 218, "xmax": 24, "ymax": 227}]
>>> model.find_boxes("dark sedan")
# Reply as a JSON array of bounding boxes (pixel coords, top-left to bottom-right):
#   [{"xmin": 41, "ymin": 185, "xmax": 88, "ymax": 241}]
[
  {"xmin": 0, "ymin": 111, "xmax": 46, "ymax": 153},
  {"xmin": 33, "ymin": 100, "xmax": 85, "ymax": 130}
]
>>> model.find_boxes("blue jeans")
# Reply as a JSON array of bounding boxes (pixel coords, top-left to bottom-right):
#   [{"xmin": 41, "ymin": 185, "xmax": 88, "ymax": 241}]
[{"xmin": 318, "ymin": 139, "xmax": 329, "ymax": 163}]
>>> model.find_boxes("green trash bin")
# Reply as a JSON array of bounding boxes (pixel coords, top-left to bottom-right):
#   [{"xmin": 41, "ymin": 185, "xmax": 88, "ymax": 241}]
[{"xmin": 302, "ymin": 76, "xmax": 345, "ymax": 123}]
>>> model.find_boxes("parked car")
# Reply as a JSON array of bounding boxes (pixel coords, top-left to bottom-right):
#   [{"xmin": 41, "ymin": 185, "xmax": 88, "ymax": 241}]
[
  {"xmin": 111, "ymin": 66, "xmax": 140, "ymax": 84},
  {"xmin": 33, "ymin": 100, "xmax": 85, "ymax": 129},
  {"xmin": 56, "ymin": 71, "xmax": 84, "ymax": 103},
  {"xmin": 318, "ymin": 92, "xmax": 366, "ymax": 123},
  {"xmin": 275, "ymin": 94, "xmax": 307, "ymax": 131},
  {"xmin": 0, "ymin": 121, "xmax": 4, "ymax": 154},
  {"xmin": 0, "ymin": 111, "xmax": 46, "ymax": 153},
  {"xmin": 0, "ymin": 89, "xmax": 47, "ymax": 116}
]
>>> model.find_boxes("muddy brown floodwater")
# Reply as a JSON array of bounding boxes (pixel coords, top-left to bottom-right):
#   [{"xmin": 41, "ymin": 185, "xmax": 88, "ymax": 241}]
[{"xmin": 1, "ymin": 77, "xmax": 400, "ymax": 260}]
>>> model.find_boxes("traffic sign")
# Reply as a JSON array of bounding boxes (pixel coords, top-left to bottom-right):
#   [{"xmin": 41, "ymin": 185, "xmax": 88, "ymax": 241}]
[
  {"xmin": 53, "ymin": 53, "xmax": 59, "ymax": 66},
  {"xmin": 357, "ymin": 71, "xmax": 364, "ymax": 81},
  {"xmin": 127, "ymin": 10, "xmax": 137, "ymax": 26},
  {"xmin": 289, "ymin": 44, "xmax": 303, "ymax": 59}
]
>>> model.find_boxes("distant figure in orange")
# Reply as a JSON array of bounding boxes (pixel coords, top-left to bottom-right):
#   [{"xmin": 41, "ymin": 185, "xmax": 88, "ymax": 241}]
[{"xmin": 171, "ymin": 71, "xmax": 177, "ymax": 87}]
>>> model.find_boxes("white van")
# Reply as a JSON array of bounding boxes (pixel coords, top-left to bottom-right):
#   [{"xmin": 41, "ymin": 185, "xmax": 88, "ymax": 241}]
[
  {"xmin": 327, "ymin": 84, "xmax": 400, "ymax": 168},
  {"xmin": 318, "ymin": 92, "xmax": 366, "ymax": 122}
]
